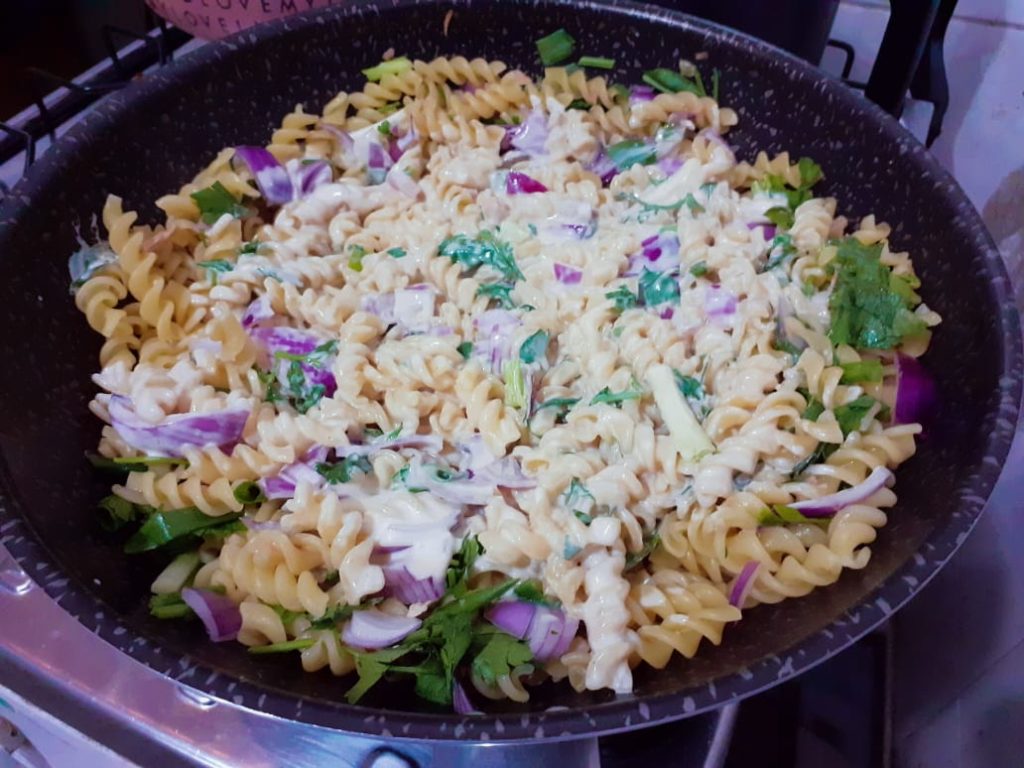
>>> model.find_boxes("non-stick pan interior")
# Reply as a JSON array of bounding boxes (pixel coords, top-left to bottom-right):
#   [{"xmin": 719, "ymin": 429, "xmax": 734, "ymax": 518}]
[{"xmin": 0, "ymin": 0, "xmax": 1019, "ymax": 740}]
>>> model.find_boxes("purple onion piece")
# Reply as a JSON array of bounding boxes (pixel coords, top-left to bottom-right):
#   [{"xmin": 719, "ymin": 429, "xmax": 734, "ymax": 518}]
[
  {"xmin": 181, "ymin": 588, "xmax": 242, "ymax": 642},
  {"xmin": 704, "ymin": 285, "xmax": 738, "ymax": 318},
  {"xmin": 728, "ymin": 561, "xmax": 760, "ymax": 608},
  {"xmin": 341, "ymin": 609, "xmax": 421, "ymax": 650},
  {"xmin": 503, "ymin": 110, "xmax": 548, "ymax": 156},
  {"xmin": 486, "ymin": 600, "xmax": 536, "ymax": 639},
  {"xmin": 249, "ymin": 326, "xmax": 321, "ymax": 358},
  {"xmin": 629, "ymin": 85, "xmax": 656, "ymax": 104},
  {"xmin": 234, "ymin": 146, "xmax": 293, "ymax": 204},
  {"xmin": 789, "ymin": 466, "xmax": 894, "ymax": 517},
  {"xmin": 334, "ymin": 433, "xmax": 444, "ymax": 459},
  {"xmin": 259, "ymin": 445, "xmax": 329, "ymax": 500},
  {"xmin": 241, "ymin": 295, "xmax": 274, "ymax": 329},
  {"xmin": 108, "ymin": 396, "xmax": 249, "ymax": 458},
  {"xmin": 288, "ymin": 159, "xmax": 333, "ymax": 198},
  {"xmin": 553, "ymin": 263, "xmax": 583, "ymax": 285},
  {"xmin": 587, "ymin": 146, "xmax": 619, "ymax": 186},
  {"xmin": 453, "ymin": 680, "xmax": 481, "ymax": 715},
  {"xmin": 894, "ymin": 354, "xmax": 937, "ymax": 425},
  {"xmin": 506, "ymin": 171, "xmax": 548, "ymax": 195},
  {"xmin": 382, "ymin": 565, "xmax": 445, "ymax": 605}
]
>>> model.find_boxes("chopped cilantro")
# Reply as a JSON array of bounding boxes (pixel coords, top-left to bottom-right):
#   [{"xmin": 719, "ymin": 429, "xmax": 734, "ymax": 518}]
[
  {"xmin": 828, "ymin": 238, "xmax": 925, "ymax": 350},
  {"xmin": 834, "ymin": 395, "xmax": 877, "ymax": 435},
  {"xmin": 534, "ymin": 396, "xmax": 579, "ymax": 423},
  {"xmin": 124, "ymin": 507, "xmax": 243, "ymax": 554},
  {"xmin": 239, "ymin": 239, "xmax": 261, "ymax": 256},
  {"xmin": 457, "ymin": 341, "xmax": 473, "ymax": 359},
  {"xmin": 638, "ymin": 267, "xmax": 680, "ymax": 307},
  {"xmin": 317, "ymin": 455, "xmax": 372, "ymax": 484},
  {"xmin": 590, "ymin": 382, "xmax": 643, "ymax": 407},
  {"xmin": 387, "ymin": 247, "xmax": 407, "ymax": 258},
  {"xmin": 476, "ymin": 281, "xmax": 516, "ymax": 309},
  {"xmin": 309, "ymin": 603, "xmax": 355, "ymax": 629},
  {"xmin": 471, "ymin": 629, "xmax": 533, "ymax": 687},
  {"xmin": 764, "ymin": 233, "xmax": 796, "ymax": 271},
  {"xmin": 607, "ymin": 139, "xmax": 657, "ymax": 171},
  {"xmin": 197, "ymin": 259, "xmax": 233, "ymax": 285},
  {"xmin": 439, "ymin": 231, "xmax": 523, "ymax": 282},
  {"xmin": 625, "ymin": 533, "xmax": 661, "ymax": 570},
  {"xmin": 764, "ymin": 207, "xmax": 794, "ymax": 230},
  {"xmin": 513, "ymin": 580, "xmax": 549, "ymax": 603},
  {"xmin": 563, "ymin": 477, "xmax": 594, "ymax": 511},
  {"xmin": 519, "ymin": 330, "xmax": 550, "ymax": 364},
  {"xmin": 690, "ymin": 261, "xmax": 708, "ymax": 277},
  {"xmin": 190, "ymin": 181, "xmax": 250, "ymax": 225},
  {"xmin": 445, "ymin": 536, "xmax": 482, "ymax": 594},
  {"xmin": 605, "ymin": 284, "xmax": 638, "ymax": 313},
  {"xmin": 839, "ymin": 359, "xmax": 884, "ymax": 384},
  {"xmin": 574, "ymin": 510, "xmax": 593, "ymax": 525}
]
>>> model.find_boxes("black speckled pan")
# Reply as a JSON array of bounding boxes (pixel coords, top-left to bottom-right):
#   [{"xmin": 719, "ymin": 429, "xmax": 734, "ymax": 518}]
[{"xmin": 0, "ymin": 0, "xmax": 1020, "ymax": 742}]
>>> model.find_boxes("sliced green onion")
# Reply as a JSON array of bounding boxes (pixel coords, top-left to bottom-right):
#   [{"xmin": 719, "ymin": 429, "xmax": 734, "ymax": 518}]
[
  {"xmin": 536, "ymin": 29, "xmax": 576, "ymax": 67},
  {"xmin": 362, "ymin": 56, "xmax": 412, "ymax": 82},
  {"xmin": 504, "ymin": 359, "xmax": 527, "ymax": 409},
  {"xmin": 578, "ymin": 56, "xmax": 614, "ymax": 70},
  {"xmin": 248, "ymin": 637, "xmax": 318, "ymax": 654},
  {"xmin": 839, "ymin": 359, "xmax": 885, "ymax": 384}
]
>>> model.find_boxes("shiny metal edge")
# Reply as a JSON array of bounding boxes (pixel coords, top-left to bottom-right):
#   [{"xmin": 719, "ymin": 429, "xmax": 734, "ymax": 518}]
[{"xmin": 0, "ymin": 543, "xmax": 608, "ymax": 767}]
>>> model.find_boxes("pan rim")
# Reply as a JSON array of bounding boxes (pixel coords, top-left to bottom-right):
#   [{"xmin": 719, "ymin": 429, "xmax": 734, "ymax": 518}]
[{"xmin": 0, "ymin": 0, "xmax": 1021, "ymax": 742}]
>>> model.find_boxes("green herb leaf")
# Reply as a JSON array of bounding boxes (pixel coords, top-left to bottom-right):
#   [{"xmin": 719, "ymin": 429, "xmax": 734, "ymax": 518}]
[
  {"xmin": 689, "ymin": 261, "xmax": 708, "ymax": 277},
  {"xmin": 764, "ymin": 207, "xmax": 795, "ymax": 230},
  {"xmin": 445, "ymin": 536, "xmax": 482, "ymax": 594},
  {"xmin": 309, "ymin": 603, "xmax": 355, "ymax": 629},
  {"xmin": 578, "ymin": 55, "xmax": 615, "ymax": 70},
  {"xmin": 317, "ymin": 455, "xmax": 372, "ymax": 484},
  {"xmin": 471, "ymin": 630, "xmax": 533, "ymax": 687},
  {"xmin": 834, "ymin": 395, "xmax": 877, "ymax": 435},
  {"xmin": 642, "ymin": 68, "xmax": 704, "ymax": 96},
  {"xmin": 536, "ymin": 29, "xmax": 576, "ymax": 66},
  {"xmin": 563, "ymin": 477, "xmax": 594, "ymax": 511},
  {"xmin": 638, "ymin": 267, "xmax": 680, "ymax": 307},
  {"xmin": 534, "ymin": 396, "xmax": 579, "ymax": 423},
  {"xmin": 574, "ymin": 510, "xmax": 593, "ymax": 525},
  {"xmin": 387, "ymin": 247, "xmax": 407, "ymax": 258},
  {"xmin": 803, "ymin": 396, "xmax": 826, "ymax": 421},
  {"xmin": 439, "ymin": 231, "xmax": 523, "ymax": 282},
  {"xmin": 476, "ymin": 281, "xmax": 517, "ymax": 309},
  {"xmin": 839, "ymin": 359, "xmax": 885, "ymax": 384},
  {"xmin": 757, "ymin": 504, "xmax": 828, "ymax": 528},
  {"xmin": 457, "ymin": 341, "xmax": 473, "ymax": 360},
  {"xmin": 249, "ymin": 637, "xmax": 318, "ymax": 654},
  {"xmin": 798, "ymin": 157, "xmax": 824, "ymax": 188},
  {"xmin": 607, "ymin": 139, "xmax": 657, "ymax": 171},
  {"xmin": 345, "ymin": 646, "xmax": 412, "ymax": 704},
  {"xmin": 590, "ymin": 383, "xmax": 643, "ymax": 407},
  {"xmin": 673, "ymin": 372, "xmax": 704, "ymax": 400},
  {"xmin": 124, "ymin": 507, "xmax": 243, "ymax": 554},
  {"xmin": 190, "ymin": 181, "xmax": 250, "ymax": 225},
  {"xmin": 605, "ymin": 284, "xmax": 638, "ymax": 313},
  {"xmin": 362, "ymin": 56, "xmax": 412, "ymax": 81},
  {"xmin": 625, "ymin": 533, "xmax": 661, "ymax": 570},
  {"xmin": 239, "ymin": 239, "xmax": 261, "ymax": 256},
  {"xmin": 232, "ymin": 480, "xmax": 266, "ymax": 505},
  {"xmin": 765, "ymin": 233, "xmax": 796, "ymax": 271},
  {"xmin": 519, "ymin": 330, "xmax": 550, "ymax": 364},
  {"xmin": 98, "ymin": 494, "xmax": 150, "ymax": 531},
  {"xmin": 197, "ymin": 259, "xmax": 233, "ymax": 285},
  {"xmin": 513, "ymin": 580, "xmax": 548, "ymax": 603}
]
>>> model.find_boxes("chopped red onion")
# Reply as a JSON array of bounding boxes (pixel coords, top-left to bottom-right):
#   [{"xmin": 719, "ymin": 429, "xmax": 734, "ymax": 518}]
[
  {"xmin": 587, "ymin": 146, "xmax": 619, "ymax": 186},
  {"xmin": 747, "ymin": 221, "xmax": 777, "ymax": 240},
  {"xmin": 402, "ymin": 458, "xmax": 495, "ymax": 506},
  {"xmin": 341, "ymin": 609, "xmax": 421, "ymax": 650},
  {"xmin": 234, "ymin": 146, "xmax": 294, "ymax": 204},
  {"xmin": 502, "ymin": 110, "xmax": 548, "ymax": 156},
  {"xmin": 625, "ymin": 232, "xmax": 681, "ymax": 276},
  {"xmin": 181, "ymin": 588, "xmax": 242, "ymax": 642},
  {"xmin": 108, "ymin": 396, "xmax": 249, "ymax": 457},
  {"xmin": 474, "ymin": 309, "xmax": 521, "ymax": 375},
  {"xmin": 453, "ymin": 680, "xmax": 481, "ymax": 715},
  {"xmin": 457, "ymin": 435, "xmax": 497, "ymax": 472},
  {"xmin": 249, "ymin": 326, "xmax": 321, "ymax": 358},
  {"xmin": 728, "ymin": 561, "xmax": 760, "ymax": 608},
  {"xmin": 486, "ymin": 600, "xmax": 536, "ymax": 638},
  {"xmin": 241, "ymin": 295, "xmax": 274, "ymax": 329},
  {"xmin": 259, "ymin": 445, "xmax": 329, "ymax": 500},
  {"xmin": 659, "ymin": 307, "xmax": 674, "ymax": 320},
  {"xmin": 704, "ymin": 285, "xmax": 738, "ymax": 318},
  {"xmin": 386, "ymin": 162, "xmax": 421, "ymax": 198},
  {"xmin": 287, "ymin": 158, "xmax": 333, "ymax": 198},
  {"xmin": 657, "ymin": 156, "xmax": 684, "ymax": 176},
  {"xmin": 381, "ymin": 564, "xmax": 445, "ymax": 605},
  {"xmin": 553, "ymin": 263, "xmax": 583, "ymax": 285},
  {"xmin": 894, "ymin": 354, "xmax": 937, "ymax": 425},
  {"xmin": 486, "ymin": 601, "xmax": 578, "ymax": 662},
  {"xmin": 472, "ymin": 456, "xmax": 536, "ymax": 489},
  {"xmin": 629, "ymin": 85, "xmax": 656, "ymax": 104},
  {"xmin": 321, "ymin": 123, "xmax": 354, "ymax": 155},
  {"xmin": 790, "ymin": 466, "xmax": 894, "ymax": 517},
  {"xmin": 506, "ymin": 171, "xmax": 548, "ymax": 195},
  {"xmin": 334, "ymin": 433, "xmax": 444, "ymax": 459}
]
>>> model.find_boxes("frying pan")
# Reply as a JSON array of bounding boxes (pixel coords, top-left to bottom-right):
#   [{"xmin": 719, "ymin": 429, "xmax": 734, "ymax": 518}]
[{"xmin": 0, "ymin": 0, "xmax": 1020, "ymax": 744}]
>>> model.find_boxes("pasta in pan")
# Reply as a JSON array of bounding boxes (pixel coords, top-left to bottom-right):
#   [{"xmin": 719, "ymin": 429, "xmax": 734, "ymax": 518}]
[{"xmin": 71, "ymin": 37, "xmax": 940, "ymax": 711}]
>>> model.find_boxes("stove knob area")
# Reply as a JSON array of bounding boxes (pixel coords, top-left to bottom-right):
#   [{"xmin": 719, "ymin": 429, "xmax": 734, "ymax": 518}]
[{"xmin": 360, "ymin": 747, "xmax": 419, "ymax": 768}]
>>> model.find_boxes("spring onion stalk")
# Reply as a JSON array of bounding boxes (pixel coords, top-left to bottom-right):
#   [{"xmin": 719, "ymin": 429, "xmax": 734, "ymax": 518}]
[
  {"xmin": 362, "ymin": 57, "xmax": 412, "ymax": 82},
  {"xmin": 646, "ymin": 364, "xmax": 715, "ymax": 461},
  {"xmin": 150, "ymin": 552, "xmax": 201, "ymax": 595},
  {"xmin": 504, "ymin": 359, "xmax": 527, "ymax": 409},
  {"xmin": 536, "ymin": 29, "xmax": 575, "ymax": 66},
  {"xmin": 578, "ymin": 56, "xmax": 614, "ymax": 70}
]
